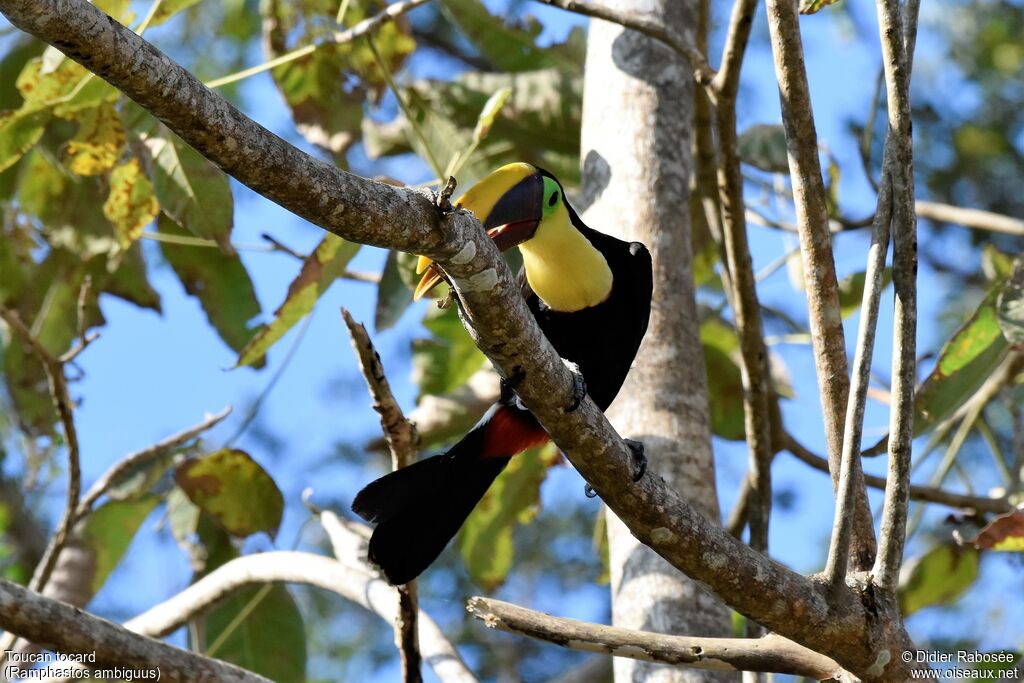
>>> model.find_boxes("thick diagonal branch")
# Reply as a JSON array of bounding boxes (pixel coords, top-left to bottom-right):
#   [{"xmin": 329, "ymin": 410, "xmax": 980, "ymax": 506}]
[
  {"xmin": 0, "ymin": 578, "xmax": 269, "ymax": 683},
  {"xmin": 0, "ymin": 1, "xmax": 911, "ymax": 677}
]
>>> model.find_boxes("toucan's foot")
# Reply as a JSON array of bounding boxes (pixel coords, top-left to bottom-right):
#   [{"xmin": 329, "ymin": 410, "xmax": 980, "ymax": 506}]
[
  {"xmin": 584, "ymin": 483, "xmax": 598, "ymax": 498},
  {"xmin": 625, "ymin": 439, "xmax": 647, "ymax": 482},
  {"xmin": 564, "ymin": 360, "xmax": 587, "ymax": 413}
]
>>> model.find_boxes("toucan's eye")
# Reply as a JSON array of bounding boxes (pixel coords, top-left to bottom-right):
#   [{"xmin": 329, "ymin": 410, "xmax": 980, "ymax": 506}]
[{"xmin": 548, "ymin": 191, "xmax": 559, "ymax": 207}]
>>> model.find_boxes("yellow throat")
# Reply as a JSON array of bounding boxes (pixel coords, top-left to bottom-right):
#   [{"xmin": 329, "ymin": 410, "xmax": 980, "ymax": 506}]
[{"xmin": 520, "ymin": 205, "xmax": 613, "ymax": 313}]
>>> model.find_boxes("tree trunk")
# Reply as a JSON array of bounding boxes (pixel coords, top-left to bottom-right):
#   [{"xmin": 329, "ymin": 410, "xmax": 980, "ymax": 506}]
[{"xmin": 580, "ymin": 2, "xmax": 736, "ymax": 682}]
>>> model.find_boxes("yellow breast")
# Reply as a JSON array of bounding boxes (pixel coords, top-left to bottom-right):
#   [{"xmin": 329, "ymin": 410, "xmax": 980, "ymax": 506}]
[{"xmin": 519, "ymin": 213, "xmax": 613, "ymax": 312}]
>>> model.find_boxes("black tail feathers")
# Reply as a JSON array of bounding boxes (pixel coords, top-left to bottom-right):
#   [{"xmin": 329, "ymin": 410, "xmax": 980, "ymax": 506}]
[{"xmin": 351, "ymin": 430, "xmax": 509, "ymax": 585}]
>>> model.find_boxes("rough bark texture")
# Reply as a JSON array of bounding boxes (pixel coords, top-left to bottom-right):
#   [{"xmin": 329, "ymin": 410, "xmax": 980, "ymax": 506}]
[
  {"xmin": 580, "ymin": 3, "xmax": 734, "ymax": 681},
  {"xmin": 0, "ymin": 578, "xmax": 270, "ymax": 683},
  {"xmin": 0, "ymin": 1, "xmax": 922, "ymax": 678},
  {"xmin": 466, "ymin": 598, "xmax": 847, "ymax": 679}
]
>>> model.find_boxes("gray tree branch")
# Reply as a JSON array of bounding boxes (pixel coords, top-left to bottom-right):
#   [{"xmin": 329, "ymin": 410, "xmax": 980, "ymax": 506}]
[
  {"xmin": 0, "ymin": 578, "xmax": 270, "ymax": 683},
  {"xmin": 872, "ymin": 0, "xmax": 919, "ymax": 592},
  {"xmin": 0, "ymin": 0, "xmax": 915, "ymax": 678},
  {"xmin": 762, "ymin": 0, "xmax": 877, "ymax": 572},
  {"xmin": 535, "ymin": 0, "xmax": 715, "ymax": 86},
  {"xmin": 784, "ymin": 433, "xmax": 1013, "ymax": 515},
  {"xmin": 466, "ymin": 597, "xmax": 850, "ymax": 680},
  {"xmin": 711, "ymin": 0, "xmax": 774, "ymax": 557},
  {"xmin": 341, "ymin": 309, "xmax": 422, "ymax": 683}
]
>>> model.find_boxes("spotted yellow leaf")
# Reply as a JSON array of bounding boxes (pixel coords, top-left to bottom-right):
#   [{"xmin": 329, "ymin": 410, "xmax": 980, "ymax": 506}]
[
  {"xmin": 65, "ymin": 104, "xmax": 125, "ymax": 176},
  {"xmin": 103, "ymin": 158, "xmax": 159, "ymax": 247}
]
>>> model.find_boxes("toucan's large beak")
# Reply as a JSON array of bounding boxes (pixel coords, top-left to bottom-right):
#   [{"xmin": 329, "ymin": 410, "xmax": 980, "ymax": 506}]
[{"xmin": 414, "ymin": 165, "xmax": 543, "ymax": 300}]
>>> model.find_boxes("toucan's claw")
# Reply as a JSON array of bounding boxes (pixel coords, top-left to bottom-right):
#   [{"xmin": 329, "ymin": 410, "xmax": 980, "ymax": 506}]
[
  {"xmin": 584, "ymin": 483, "xmax": 598, "ymax": 498},
  {"xmin": 564, "ymin": 360, "xmax": 587, "ymax": 413},
  {"xmin": 625, "ymin": 439, "xmax": 647, "ymax": 482}
]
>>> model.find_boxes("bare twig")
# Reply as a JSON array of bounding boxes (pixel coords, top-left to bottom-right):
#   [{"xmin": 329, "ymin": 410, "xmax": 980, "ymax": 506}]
[
  {"xmin": 0, "ymin": 2, "xmax": 920, "ymax": 675},
  {"xmin": 341, "ymin": 309, "xmax": 421, "ymax": 683},
  {"xmin": 784, "ymin": 434, "xmax": 1013, "ymax": 515},
  {"xmin": 76, "ymin": 406, "xmax": 233, "ymax": 519},
  {"xmin": 466, "ymin": 597, "xmax": 849, "ymax": 680},
  {"xmin": 122, "ymin": 550, "xmax": 477, "ymax": 683},
  {"xmin": 60, "ymin": 276, "xmax": 98, "ymax": 364},
  {"xmin": 915, "ymin": 200, "xmax": 1024, "ymax": 238},
  {"xmin": 534, "ymin": 0, "xmax": 716, "ymax": 86},
  {"xmin": 0, "ymin": 308, "xmax": 82, "ymax": 598},
  {"xmin": 711, "ymin": 0, "xmax": 774, "ymax": 555},
  {"xmin": 342, "ymin": 309, "xmax": 419, "ymax": 468},
  {"xmin": 763, "ymin": 0, "xmax": 877, "ymax": 571},
  {"xmin": 873, "ymin": 0, "xmax": 919, "ymax": 592},
  {"xmin": 824, "ymin": 135, "xmax": 894, "ymax": 590},
  {"xmin": 0, "ymin": 578, "xmax": 270, "ymax": 683}
]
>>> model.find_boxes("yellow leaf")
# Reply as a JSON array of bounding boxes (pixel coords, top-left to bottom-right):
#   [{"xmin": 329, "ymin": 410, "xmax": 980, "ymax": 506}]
[
  {"xmin": 65, "ymin": 104, "xmax": 126, "ymax": 176},
  {"xmin": 472, "ymin": 87, "xmax": 511, "ymax": 144},
  {"xmin": 103, "ymin": 158, "xmax": 159, "ymax": 247}
]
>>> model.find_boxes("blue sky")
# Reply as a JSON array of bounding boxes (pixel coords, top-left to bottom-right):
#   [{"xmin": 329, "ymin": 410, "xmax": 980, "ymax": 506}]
[{"xmin": 4, "ymin": 0, "xmax": 1022, "ymax": 679}]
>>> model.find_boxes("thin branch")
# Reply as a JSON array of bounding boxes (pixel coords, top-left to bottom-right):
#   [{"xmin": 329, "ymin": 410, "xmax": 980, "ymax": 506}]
[
  {"xmin": 122, "ymin": 550, "xmax": 477, "ymax": 683},
  {"xmin": 341, "ymin": 309, "xmax": 421, "ymax": 683},
  {"xmin": 204, "ymin": 0, "xmax": 435, "ymax": 89},
  {"xmin": 711, "ymin": 0, "xmax": 774, "ymax": 556},
  {"xmin": 466, "ymin": 597, "xmax": 849, "ymax": 680},
  {"xmin": 317, "ymin": 513, "xmax": 476, "ymax": 683},
  {"xmin": 341, "ymin": 309, "xmax": 419, "ymax": 467},
  {"xmin": 534, "ymin": 0, "xmax": 716, "ymax": 86},
  {"xmin": 915, "ymin": 200, "xmax": 1024, "ymax": 238},
  {"xmin": 0, "ymin": 578, "xmax": 270, "ymax": 683},
  {"xmin": 0, "ymin": 2, "xmax": 917, "ymax": 676},
  {"xmin": 76, "ymin": 406, "xmax": 233, "ymax": 519},
  {"xmin": 824, "ymin": 130, "xmax": 894, "ymax": 590},
  {"xmin": 763, "ymin": 0, "xmax": 877, "ymax": 571},
  {"xmin": 784, "ymin": 433, "xmax": 1013, "ymax": 515},
  {"xmin": 873, "ymin": 0, "xmax": 919, "ymax": 592},
  {"xmin": 0, "ymin": 308, "xmax": 83, "ymax": 598}
]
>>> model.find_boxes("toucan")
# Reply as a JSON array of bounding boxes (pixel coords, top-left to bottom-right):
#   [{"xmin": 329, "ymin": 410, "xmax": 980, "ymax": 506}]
[{"xmin": 352, "ymin": 163, "xmax": 653, "ymax": 585}]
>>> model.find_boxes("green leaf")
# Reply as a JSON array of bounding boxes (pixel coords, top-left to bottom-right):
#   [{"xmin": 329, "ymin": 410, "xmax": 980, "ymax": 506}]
[
  {"xmin": 158, "ymin": 216, "xmax": 261, "ymax": 355},
  {"xmin": 914, "ymin": 284, "xmax": 1009, "ymax": 435},
  {"xmin": 471, "ymin": 86, "xmax": 512, "ymax": 144},
  {"xmin": 235, "ymin": 234, "xmax": 360, "ymax": 367},
  {"xmin": 0, "ymin": 108, "xmax": 48, "ymax": 173},
  {"xmin": 413, "ymin": 305, "xmax": 489, "ymax": 397},
  {"xmin": 174, "ymin": 448, "xmax": 284, "ymax": 539},
  {"xmin": 996, "ymin": 259, "xmax": 1024, "ymax": 345},
  {"xmin": 738, "ymin": 124, "xmax": 790, "ymax": 174},
  {"xmin": 148, "ymin": 0, "xmax": 206, "ymax": 26},
  {"xmin": 970, "ymin": 510, "xmax": 1024, "ymax": 552},
  {"xmin": 837, "ymin": 268, "xmax": 893, "ymax": 319},
  {"xmin": 363, "ymin": 68, "xmax": 583, "ymax": 188},
  {"xmin": 102, "ymin": 242, "xmax": 162, "ymax": 313},
  {"xmin": 267, "ymin": 0, "xmax": 415, "ymax": 159},
  {"xmin": 128, "ymin": 108, "xmax": 234, "ymax": 249},
  {"xmin": 700, "ymin": 319, "xmax": 745, "ymax": 440},
  {"xmin": 104, "ymin": 158, "xmax": 159, "ymax": 247},
  {"xmin": 799, "ymin": 0, "xmax": 842, "ymax": 15},
  {"xmin": 898, "ymin": 544, "xmax": 979, "ymax": 615},
  {"xmin": 193, "ymin": 519, "xmax": 307, "ymax": 682},
  {"xmin": 439, "ymin": 0, "xmax": 582, "ymax": 73},
  {"xmin": 374, "ymin": 250, "xmax": 416, "ymax": 332},
  {"xmin": 0, "ymin": 37, "xmax": 45, "ymax": 111},
  {"xmin": 77, "ymin": 496, "xmax": 159, "ymax": 594},
  {"xmin": 458, "ymin": 444, "xmax": 560, "ymax": 590}
]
